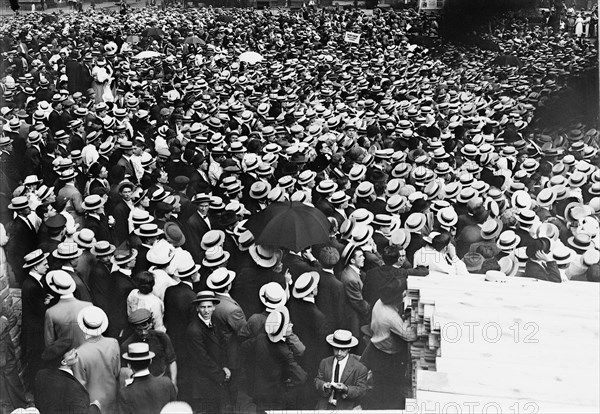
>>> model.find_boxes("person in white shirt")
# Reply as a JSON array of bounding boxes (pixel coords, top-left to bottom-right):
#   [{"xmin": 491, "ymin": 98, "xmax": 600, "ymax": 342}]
[{"xmin": 414, "ymin": 231, "xmax": 470, "ymax": 276}]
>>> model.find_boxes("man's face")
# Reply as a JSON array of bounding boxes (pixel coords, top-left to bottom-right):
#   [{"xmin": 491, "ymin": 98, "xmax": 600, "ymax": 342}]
[
  {"xmin": 34, "ymin": 258, "xmax": 49, "ymax": 275},
  {"xmin": 352, "ymin": 250, "xmax": 365, "ymax": 268},
  {"xmin": 121, "ymin": 188, "xmax": 133, "ymax": 201},
  {"xmin": 133, "ymin": 146, "xmax": 144, "ymax": 156},
  {"xmin": 333, "ymin": 347, "xmax": 349, "ymax": 361},
  {"xmin": 134, "ymin": 320, "xmax": 152, "ymax": 339},
  {"xmin": 197, "ymin": 301, "xmax": 215, "ymax": 320},
  {"xmin": 398, "ymin": 249, "xmax": 406, "ymax": 267},
  {"xmin": 198, "ymin": 202, "xmax": 210, "ymax": 216}
]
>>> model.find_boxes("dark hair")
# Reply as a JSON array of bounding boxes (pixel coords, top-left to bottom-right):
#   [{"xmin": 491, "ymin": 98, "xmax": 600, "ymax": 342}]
[
  {"xmin": 432, "ymin": 232, "xmax": 453, "ymax": 252},
  {"xmin": 134, "ymin": 271, "xmax": 155, "ymax": 294},
  {"xmin": 35, "ymin": 203, "xmax": 51, "ymax": 219},
  {"xmin": 382, "ymin": 245, "xmax": 400, "ymax": 265},
  {"xmin": 127, "ymin": 359, "xmax": 151, "ymax": 372}
]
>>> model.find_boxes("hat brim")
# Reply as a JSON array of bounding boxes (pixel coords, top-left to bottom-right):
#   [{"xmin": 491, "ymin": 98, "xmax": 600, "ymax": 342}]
[
  {"xmin": 77, "ymin": 313, "xmax": 109, "ymax": 336},
  {"xmin": 249, "ymin": 246, "xmax": 277, "ymax": 268},
  {"xmin": 206, "ymin": 271, "xmax": 236, "ymax": 289},
  {"xmin": 113, "ymin": 249, "xmax": 139, "ymax": 266},
  {"xmin": 24, "ymin": 252, "xmax": 50, "ymax": 268},
  {"xmin": 325, "ymin": 334, "xmax": 359, "ymax": 348},
  {"xmin": 192, "ymin": 297, "xmax": 221, "ymax": 305},
  {"xmin": 90, "ymin": 245, "xmax": 116, "ymax": 257},
  {"xmin": 123, "ymin": 351, "xmax": 156, "ymax": 361}
]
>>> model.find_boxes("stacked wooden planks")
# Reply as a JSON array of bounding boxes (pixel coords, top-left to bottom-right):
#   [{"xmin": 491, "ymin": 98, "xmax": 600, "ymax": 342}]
[{"xmin": 406, "ymin": 273, "xmax": 600, "ymax": 413}]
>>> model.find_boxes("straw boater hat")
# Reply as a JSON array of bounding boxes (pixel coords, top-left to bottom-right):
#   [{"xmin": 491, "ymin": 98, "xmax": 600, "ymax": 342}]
[
  {"xmin": 326, "ymin": 329, "xmax": 359, "ymax": 349},
  {"xmin": 46, "ymin": 270, "xmax": 76, "ymax": 295},
  {"xmin": 123, "ymin": 342, "xmax": 155, "ymax": 362},
  {"xmin": 497, "ymin": 230, "xmax": 521, "ymax": 251},
  {"xmin": 52, "ymin": 242, "xmax": 82, "ymax": 260},
  {"xmin": 405, "ymin": 212, "xmax": 427, "ymax": 233},
  {"xmin": 90, "ymin": 240, "xmax": 116, "ymax": 257},
  {"xmin": 73, "ymin": 229, "xmax": 96, "ymax": 249},
  {"xmin": 146, "ymin": 239, "xmax": 175, "ymax": 265},
  {"xmin": 292, "ymin": 271, "xmax": 320, "ymax": 299},
  {"xmin": 259, "ymin": 282, "xmax": 287, "ymax": 309},
  {"xmin": 8, "ymin": 196, "xmax": 29, "ymax": 210},
  {"xmin": 202, "ymin": 246, "xmax": 230, "ymax": 267},
  {"xmin": 23, "ymin": 249, "xmax": 49, "ymax": 269},
  {"xmin": 206, "ymin": 268, "xmax": 236, "ymax": 290},
  {"xmin": 265, "ymin": 306, "xmax": 290, "ymax": 343},
  {"xmin": 77, "ymin": 306, "xmax": 109, "ymax": 336},
  {"xmin": 192, "ymin": 290, "xmax": 221, "ymax": 305},
  {"xmin": 480, "ymin": 219, "xmax": 503, "ymax": 240},
  {"xmin": 134, "ymin": 223, "xmax": 163, "ymax": 238},
  {"xmin": 201, "ymin": 230, "xmax": 226, "ymax": 250},
  {"xmin": 249, "ymin": 244, "xmax": 277, "ymax": 268}
]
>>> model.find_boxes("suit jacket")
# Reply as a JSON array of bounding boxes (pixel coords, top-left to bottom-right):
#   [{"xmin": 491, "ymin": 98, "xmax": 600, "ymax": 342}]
[
  {"xmin": 89, "ymin": 262, "xmax": 120, "ymax": 338},
  {"xmin": 117, "ymin": 156, "xmax": 136, "ymax": 183},
  {"xmin": 524, "ymin": 260, "xmax": 562, "ymax": 283},
  {"xmin": 289, "ymin": 298, "xmax": 331, "ymax": 378},
  {"xmin": 112, "ymin": 200, "xmax": 131, "ymax": 246},
  {"xmin": 21, "ymin": 274, "xmax": 50, "ymax": 385},
  {"xmin": 188, "ymin": 169, "xmax": 211, "ymax": 197},
  {"xmin": 231, "ymin": 263, "xmax": 287, "ymax": 318},
  {"xmin": 315, "ymin": 269, "xmax": 347, "ymax": 333},
  {"xmin": 185, "ymin": 314, "xmax": 227, "ymax": 399},
  {"xmin": 366, "ymin": 198, "xmax": 388, "ymax": 216},
  {"xmin": 73, "ymin": 336, "xmax": 120, "ymax": 414},
  {"xmin": 184, "ymin": 211, "xmax": 211, "ymax": 263},
  {"xmin": 314, "ymin": 354, "xmax": 368, "ymax": 410},
  {"xmin": 84, "ymin": 214, "xmax": 113, "ymax": 244},
  {"xmin": 6, "ymin": 216, "xmax": 37, "ymax": 285},
  {"xmin": 62, "ymin": 267, "xmax": 93, "ymax": 303},
  {"xmin": 282, "ymin": 253, "xmax": 319, "ymax": 281},
  {"xmin": 118, "ymin": 373, "xmax": 176, "ymax": 414},
  {"xmin": 213, "ymin": 294, "xmax": 247, "ymax": 370},
  {"xmin": 252, "ymin": 333, "xmax": 307, "ymax": 403},
  {"xmin": 340, "ymin": 266, "xmax": 370, "ymax": 337},
  {"xmin": 44, "ymin": 297, "xmax": 92, "ymax": 349},
  {"xmin": 164, "ymin": 281, "xmax": 196, "ymax": 387},
  {"xmin": 35, "ymin": 369, "xmax": 100, "ymax": 414},
  {"xmin": 132, "ymin": 244, "xmax": 151, "ymax": 276},
  {"xmin": 112, "ymin": 270, "xmax": 136, "ymax": 340}
]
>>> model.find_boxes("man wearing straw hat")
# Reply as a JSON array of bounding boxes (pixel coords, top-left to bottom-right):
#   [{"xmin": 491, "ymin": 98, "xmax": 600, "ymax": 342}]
[
  {"xmin": 6, "ymin": 196, "xmax": 38, "ymax": 287},
  {"xmin": 73, "ymin": 306, "xmax": 120, "ymax": 414},
  {"xmin": 119, "ymin": 342, "xmax": 177, "ymax": 414},
  {"xmin": 314, "ymin": 329, "xmax": 368, "ymax": 410},
  {"xmin": 186, "ymin": 291, "xmax": 230, "ymax": 413},
  {"xmin": 44, "ymin": 270, "xmax": 91, "ymax": 349}
]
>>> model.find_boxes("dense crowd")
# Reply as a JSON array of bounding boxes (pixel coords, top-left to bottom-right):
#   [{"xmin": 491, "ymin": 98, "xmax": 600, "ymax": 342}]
[{"xmin": 0, "ymin": 4, "xmax": 599, "ymax": 414}]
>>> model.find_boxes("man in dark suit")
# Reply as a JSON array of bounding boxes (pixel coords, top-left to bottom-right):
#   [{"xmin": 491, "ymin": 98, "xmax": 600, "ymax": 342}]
[
  {"xmin": 315, "ymin": 330, "xmax": 368, "ymax": 410},
  {"xmin": 184, "ymin": 194, "xmax": 212, "ymax": 263},
  {"xmin": 6, "ymin": 196, "xmax": 38, "ymax": 287},
  {"xmin": 113, "ymin": 181, "xmax": 135, "ymax": 246},
  {"xmin": 340, "ymin": 245, "xmax": 370, "ymax": 338},
  {"xmin": 185, "ymin": 291, "xmax": 230, "ymax": 413},
  {"xmin": 34, "ymin": 338, "xmax": 101, "ymax": 414},
  {"xmin": 119, "ymin": 342, "xmax": 177, "ymax": 414},
  {"xmin": 524, "ymin": 238, "xmax": 562, "ymax": 283},
  {"xmin": 132, "ymin": 223, "xmax": 162, "ymax": 276},
  {"xmin": 21, "ymin": 250, "xmax": 52, "ymax": 390},
  {"xmin": 82, "ymin": 194, "xmax": 113, "ymax": 243},
  {"xmin": 164, "ymin": 258, "xmax": 200, "ymax": 400},
  {"xmin": 111, "ymin": 249, "xmax": 138, "ymax": 341},
  {"xmin": 289, "ymin": 272, "xmax": 331, "ymax": 408},
  {"xmin": 314, "ymin": 245, "xmax": 347, "ymax": 334}
]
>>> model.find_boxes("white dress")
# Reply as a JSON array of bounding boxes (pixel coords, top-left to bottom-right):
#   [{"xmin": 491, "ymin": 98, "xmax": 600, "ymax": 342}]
[{"xmin": 575, "ymin": 16, "xmax": 584, "ymax": 37}]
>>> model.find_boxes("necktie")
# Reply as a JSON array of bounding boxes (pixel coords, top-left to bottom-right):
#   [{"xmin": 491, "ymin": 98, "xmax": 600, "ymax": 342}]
[
  {"xmin": 334, "ymin": 361, "xmax": 340, "ymax": 383},
  {"xmin": 24, "ymin": 216, "xmax": 33, "ymax": 231}
]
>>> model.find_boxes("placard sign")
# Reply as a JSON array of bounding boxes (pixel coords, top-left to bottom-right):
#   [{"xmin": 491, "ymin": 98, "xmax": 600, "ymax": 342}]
[{"xmin": 344, "ymin": 32, "xmax": 361, "ymax": 44}]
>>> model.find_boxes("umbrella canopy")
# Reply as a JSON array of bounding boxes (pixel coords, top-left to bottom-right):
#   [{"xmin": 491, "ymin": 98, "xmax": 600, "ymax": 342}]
[
  {"xmin": 133, "ymin": 51, "xmax": 163, "ymax": 60},
  {"xmin": 184, "ymin": 36, "xmax": 205, "ymax": 46},
  {"xmin": 239, "ymin": 51, "xmax": 263, "ymax": 65},
  {"xmin": 216, "ymin": 15, "xmax": 234, "ymax": 23},
  {"xmin": 245, "ymin": 201, "xmax": 330, "ymax": 252},
  {"xmin": 144, "ymin": 27, "xmax": 165, "ymax": 39},
  {"xmin": 492, "ymin": 54, "xmax": 523, "ymax": 67}
]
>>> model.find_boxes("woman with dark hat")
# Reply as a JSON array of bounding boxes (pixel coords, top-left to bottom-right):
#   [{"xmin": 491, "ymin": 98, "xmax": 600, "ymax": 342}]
[{"xmin": 360, "ymin": 278, "xmax": 416, "ymax": 410}]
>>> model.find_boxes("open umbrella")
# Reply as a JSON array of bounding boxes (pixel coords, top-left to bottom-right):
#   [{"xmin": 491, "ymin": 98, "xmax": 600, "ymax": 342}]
[
  {"xmin": 245, "ymin": 201, "xmax": 330, "ymax": 252},
  {"xmin": 492, "ymin": 55, "xmax": 523, "ymax": 67},
  {"xmin": 239, "ymin": 51, "xmax": 263, "ymax": 65},
  {"xmin": 184, "ymin": 36, "xmax": 205, "ymax": 46},
  {"xmin": 144, "ymin": 27, "xmax": 164, "ymax": 39},
  {"xmin": 216, "ymin": 15, "xmax": 234, "ymax": 23},
  {"xmin": 133, "ymin": 51, "xmax": 163, "ymax": 60}
]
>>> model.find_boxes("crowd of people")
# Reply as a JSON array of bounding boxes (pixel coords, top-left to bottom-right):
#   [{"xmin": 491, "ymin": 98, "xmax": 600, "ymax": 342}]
[{"xmin": 0, "ymin": 3, "xmax": 599, "ymax": 414}]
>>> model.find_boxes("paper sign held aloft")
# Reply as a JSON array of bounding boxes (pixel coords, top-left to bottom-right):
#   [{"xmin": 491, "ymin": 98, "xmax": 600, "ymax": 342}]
[{"xmin": 344, "ymin": 32, "xmax": 361, "ymax": 44}]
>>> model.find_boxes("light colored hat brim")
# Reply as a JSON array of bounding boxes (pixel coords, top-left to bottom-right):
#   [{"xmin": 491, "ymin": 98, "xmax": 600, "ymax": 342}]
[{"xmin": 326, "ymin": 333, "xmax": 359, "ymax": 348}]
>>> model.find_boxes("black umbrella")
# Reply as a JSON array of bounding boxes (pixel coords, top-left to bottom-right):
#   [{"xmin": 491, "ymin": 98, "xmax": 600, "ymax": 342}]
[
  {"xmin": 144, "ymin": 27, "xmax": 165, "ymax": 39},
  {"xmin": 184, "ymin": 36, "xmax": 205, "ymax": 46},
  {"xmin": 492, "ymin": 55, "xmax": 523, "ymax": 67},
  {"xmin": 216, "ymin": 15, "xmax": 234, "ymax": 23},
  {"xmin": 245, "ymin": 201, "xmax": 331, "ymax": 252}
]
